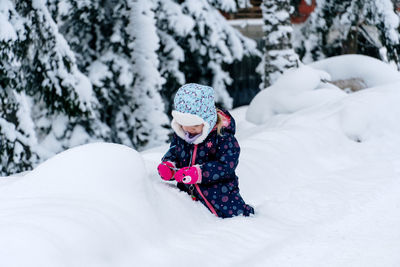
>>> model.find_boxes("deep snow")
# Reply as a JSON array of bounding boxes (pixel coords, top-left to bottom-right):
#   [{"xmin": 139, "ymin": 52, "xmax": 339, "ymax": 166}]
[{"xmin": 1, "ymin": 55, "xmax": 400, "ymax": 267}]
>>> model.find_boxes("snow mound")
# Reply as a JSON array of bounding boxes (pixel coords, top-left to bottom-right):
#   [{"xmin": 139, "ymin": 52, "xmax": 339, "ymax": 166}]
[
  {"xmin": 141, "ymin": 90, "xmax": 400, "ymax": 266},
  {"xmin": 246, "ymin": 65, "xmax": 346, "ymax": 124},
  {"xmin": 0, "ymin": 143, "xmax": 150, "ymax": 267},
  {"xmin": 2, "ymin": 58, "xmax": 400, "ymax": 266},
  {"xmin": 339, "ymin": 81, "xmax": 400, "ymax": 142},
  {"xmin": 246, "ymin": 55, "xmax": 400, "ymax": 125},
  {"xmin": 309, "ymin": 54, "xmax": 400, "ymax": 87}
]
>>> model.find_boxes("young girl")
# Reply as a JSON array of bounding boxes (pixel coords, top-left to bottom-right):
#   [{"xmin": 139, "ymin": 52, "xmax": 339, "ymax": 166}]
[{"xmin": 157, "ymin": 83, "xmax": 254, "ymax": 218}]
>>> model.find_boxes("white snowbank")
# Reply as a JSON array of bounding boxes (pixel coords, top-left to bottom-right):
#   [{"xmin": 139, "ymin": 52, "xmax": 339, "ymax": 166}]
[
  {"xmin": 236, "ymin": 81, "xmax": 400, "ymax": 267},
  {"xmin": 309, "ymin": 54, "xmax": 400, "ymax": 87},
  {"xmin": 0, "ymin": 12, "xmax": 17, "ymax": 41},
  {"xmin": 246, "ymin": 65, "xmax": 346, "ymax": 124},
  {"xmin": 246, "ymin": 55, "xmax": 400, "ymax": 125},
  {"xmin": 2, "ymin": 54, "xmax": 400, "ymax": 266},
  {"xmin": 0, "ymin": 143, "xmax": 151, "ymax": 267}
]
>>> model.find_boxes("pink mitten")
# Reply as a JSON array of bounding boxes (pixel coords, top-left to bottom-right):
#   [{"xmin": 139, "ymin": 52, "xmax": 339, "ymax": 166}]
[
  {"xmin": 157, "ymin": 161, "xmax": 176, "ymax": 181},
  {"xmin": 175, "ymin": 166, "xmax": 202, "ymax": 184}
]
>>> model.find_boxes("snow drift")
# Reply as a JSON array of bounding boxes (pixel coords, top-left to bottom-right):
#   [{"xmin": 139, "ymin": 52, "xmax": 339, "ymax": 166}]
[
  {"xmin": 309, "ymin": 54, "xmax": 400, "ymax": 88},
  {"xmin": 246, "ymin": 55, "xmax": 400, "ymax": 125},
  {"xmin": 1, "ymin": 55, "xmax": 400, "ymax": 266},
  {"xmin": 0, "ymin": 143, "xmax": 151, "ymax": 267},
  {"xmin": 246, "ymin": 65, "xmax": 346, "ymax": 124}
]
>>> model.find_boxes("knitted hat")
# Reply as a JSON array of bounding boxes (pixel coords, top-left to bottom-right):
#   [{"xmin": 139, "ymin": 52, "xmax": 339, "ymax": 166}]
[{"xmin": 171, "ymin": 83, "xmax": 217, "ymax": 144}]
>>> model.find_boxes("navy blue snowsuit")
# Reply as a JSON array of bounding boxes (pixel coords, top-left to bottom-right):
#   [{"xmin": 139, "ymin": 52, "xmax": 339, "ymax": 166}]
[{"xmin": 162, "ymin": 109, "xmax": 254, "ymax": 218}]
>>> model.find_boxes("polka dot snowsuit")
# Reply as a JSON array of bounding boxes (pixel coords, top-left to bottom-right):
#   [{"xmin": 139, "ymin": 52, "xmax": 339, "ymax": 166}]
[{"xmin": 162, "ymin": 109, "xmax": 254, "ymax": 218}]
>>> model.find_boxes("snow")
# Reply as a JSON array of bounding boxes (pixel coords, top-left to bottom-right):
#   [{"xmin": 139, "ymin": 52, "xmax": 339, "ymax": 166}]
[
  {"xmin": 181, "ymin": 0, "xmax": 259, "ymax": 108},
  {"xmin": 0, "ymin": 143, "xmax": 147, "ymax": 267},
  {"xmin": 32, "ymin": 0, "xmax": 95, "ymax": 111},
  {"xmin": 267, "ymin": 25, "xmax": 293, "ymax": 43},
  {"xmin": 2, "ymin": 55, "xmax": 400, "ymax": 266},
  {"xmin": 88, "ymin": 60, "xmax": 112, "ymax": 88},
  {"xmin": 0, "ymin": 10, "xmax": 17, "ymax": 41},
  {"xmin": 299, "ymin": 0, "xmax": 400, "ymax": 68},
  {"xmin": 157, "ymin": 30, "xmax": 186, "ymax": 84},
  {"xmin": 228, "ymin": 18, "xmax": 263, "ymax": 27},
  {"xmin": 0, "ymin": 117, "xmax": 17, "ymax": 141},
  {"xmin": 128, "ymin": 0, "xmax": 170, "ymax": 149},
  {"xmin": 261, "ymin": 0, "xmax": 299, "ymax": 87},
  {"xmin": 13, "ymin": 91, "xmax": 37, "ymax": 146},
  {"xmin": 371, "ymin": 0, "xmax": 399, "ymax": 44},
  {"xmin": 158, "ymin": 0, "xmax": 195, "ymax": 36},
  {"xmin": 309, "ymin": 54, "xmax": 400, "ymax": 87},
  {"xmin": 247, "ymin": 65, "xmax": 345, "ymax": 124},
  {"xmin": 247, "ymin": 55, "xmax": 400, "ymax": 124},
  {"xmin": 208, "ymin": 0, "xmax": 237, "ymax": 12}
]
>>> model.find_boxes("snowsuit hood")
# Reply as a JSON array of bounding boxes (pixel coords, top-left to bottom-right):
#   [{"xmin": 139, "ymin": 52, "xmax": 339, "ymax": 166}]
[
  {"xmin": 171, "ymin": 83, "xmax": 218, "ymax": 144},
  {"xmin": 216, "ymin": 107, "xmax": 236, "ymax": 135}
]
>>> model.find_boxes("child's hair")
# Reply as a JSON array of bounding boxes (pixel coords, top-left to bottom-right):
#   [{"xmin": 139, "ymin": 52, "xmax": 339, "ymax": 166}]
[{"xmin": 215, "ymin": 108, "xmax": 224, "ymax": 136}]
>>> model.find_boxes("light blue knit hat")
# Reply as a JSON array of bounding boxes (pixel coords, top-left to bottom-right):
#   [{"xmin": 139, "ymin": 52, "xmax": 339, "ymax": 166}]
[{"xmin": 171, "ymin": 83, "xmax": 217, "ymax": 144}]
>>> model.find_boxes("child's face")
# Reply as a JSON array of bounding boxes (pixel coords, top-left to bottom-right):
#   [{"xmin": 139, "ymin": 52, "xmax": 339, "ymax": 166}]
[{"xmin": 182, "ymin": 124, "xmax": 204, "ymax": 135}]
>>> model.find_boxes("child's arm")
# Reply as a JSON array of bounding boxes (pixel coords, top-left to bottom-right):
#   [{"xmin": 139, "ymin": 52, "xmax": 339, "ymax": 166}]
[
  {"xmin": 199, "ymin": 134, "xmax": 240, "ymax": 184},
  {"xmin": 158, "ymin": 135, "xmax": 179, "ymax": 181},
  {"xmin": 161, "ymin": 134, "xmax": 178, "ymax": 163}
]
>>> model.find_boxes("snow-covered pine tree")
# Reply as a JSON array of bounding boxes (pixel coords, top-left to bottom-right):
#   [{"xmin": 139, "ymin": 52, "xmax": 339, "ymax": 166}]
[
  {"xmin": 50, "ymin": 0, "xmax": 127, "ymax": 145},
  {"xmin": 0, "ymin": 1, "xmax": 38, "ymax": 175},
  {"xmin": 301, "ymin": 0, "xmax": 360, "ymax": 62},
  {"xmin": 46, "ymin": 0, "xmax": 113, "ymax": 146},
  {"xmin": 157, "ymin": 0, "xmax": 259, "ymax": 110},
  {"xmin": 261, "ymin": 0, "xmax": 300, "ymax": 88},
  {"xmin": 56, "ymin": 0, "xmax": 259, "ymax": 139},
  {"xmin": 364, "ymin": 0, "xmax": 400, "ymax": 66},
  {"xmin": 16, "ymin": 0, "xmax": 94, "ymax": 116},
  {"xmin": 46, "ymin": 0, "xmax": 108, "ymax": 72},
  {"xmin": 1, "ymin": 0, "xmax": 260, "ymax": 174},
  {"xmin": 124, "ymin": 0, "xmax": 170, "ymax": 149},
  {"xmin": 0, "ymin": 51, "xmax": 38, "ymax": 175},
  {"xmin": 51, "ymin": 0, "xmax": 169, "ymax": 150},
  {"xmin": 0, "ymin": 88, "xmax": 38, "ymax": 176},
  {"xmin": 292, "ymin": 0, "xmax": 327, "ymax": 63},
  {"xmin": 48, "ymin": 0, "xmax": 258, "ymax": 149},
  {"xmin": 300, "ymin": 0, "xmax": 400, "ymax": 67},
  {"xmin": 0, "ymin": 0, "xmax": 98, "ymax": 170},
  {"xmin": 16, "ymin": 0, "xmax": 98, "ymax": 157},
  {"xmin": 154, "ymin": 0, "xmax": 193, "ymax": 115}
]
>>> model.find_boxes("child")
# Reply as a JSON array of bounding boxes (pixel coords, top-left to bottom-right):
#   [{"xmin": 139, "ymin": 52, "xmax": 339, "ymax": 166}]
[{"xmin": 157, "ymin": 83, "xmax": 254, "ymax": 218}]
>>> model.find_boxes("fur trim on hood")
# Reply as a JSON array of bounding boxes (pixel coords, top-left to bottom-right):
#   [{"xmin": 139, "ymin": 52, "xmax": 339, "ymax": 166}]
[{"xmin": 171, "ymin": 83, "xmax": 217, "ymax": 144}]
